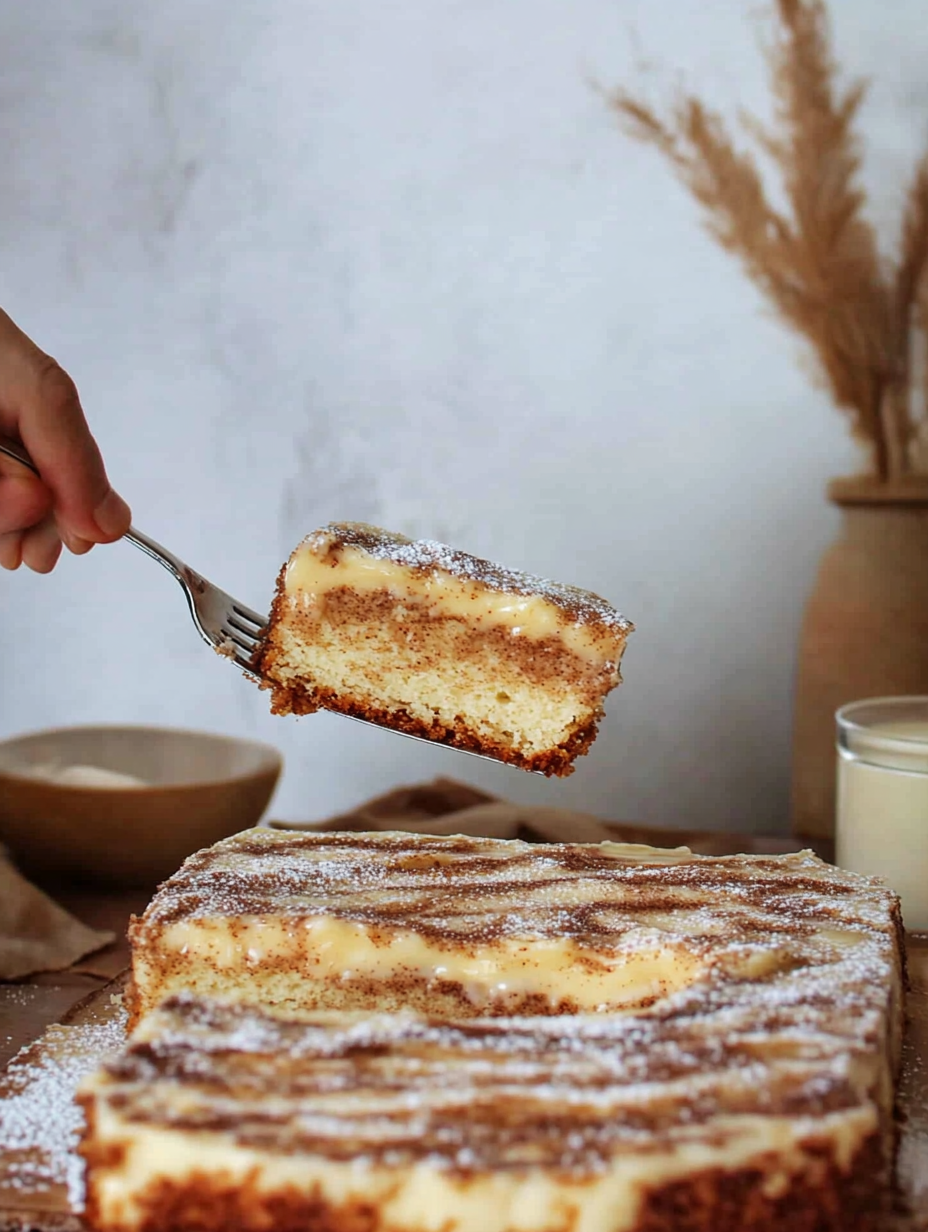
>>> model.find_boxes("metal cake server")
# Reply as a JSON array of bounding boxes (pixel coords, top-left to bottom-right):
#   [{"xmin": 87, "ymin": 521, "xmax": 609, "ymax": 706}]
[{"xmin": 0, "ymin": 433, "xmax": 531, "ymax": 769}]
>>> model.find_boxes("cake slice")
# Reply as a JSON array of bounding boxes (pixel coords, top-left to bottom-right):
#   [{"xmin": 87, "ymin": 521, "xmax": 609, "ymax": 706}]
[
  {"xmin": 126, "ymin": 828, "xmax": 906, "ymax": 1044},
  {"xmin": 257, "ymin": 523, "xmax": 633, "ymax": 776}
]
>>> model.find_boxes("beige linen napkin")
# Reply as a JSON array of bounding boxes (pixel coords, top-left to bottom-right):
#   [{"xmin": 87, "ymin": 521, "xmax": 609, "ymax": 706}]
[
  {"xmin": 0, "ymin": 847, "xmax": 114, "ymax": 980},
  {"xmin": 269, "ymin": 776, "xmax": 820, "ymax": 859}
]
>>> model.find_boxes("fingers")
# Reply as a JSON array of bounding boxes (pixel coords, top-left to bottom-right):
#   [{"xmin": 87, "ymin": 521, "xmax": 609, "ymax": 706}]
[
  {"xmin": 0, "ymin": 453, "xmax": 97, "ymax": 571},
  {"xmin": 23, "ymin": 516, "xmax": 64, "ymax": 573},
  {"xmin": 0, "ymin": 454, "xmax": 59, "ymax": 571},
  {"xmin": 0, "ymin": 519, "xmax": 64, "ymax": 574},
  {"xmin": 62, "ymin": 529, "xmax": 95, "ymax": 555},
  {"xmin": 0, "ymin": 458, "xmax": 52, "ymax": 534},
  {"xmin": 0, "ymin": 520, "xmax": 95, "ymax": 572},
  {"xmin": 20, "ymin": 359, "xmax": 132, "ymax": 543},
  {"xmin": 0, "ymin": 309, "xmax": 132, "ymax": 545},
  {"xmin": 0, "ymin": 531, "xmax": 23, "ymax": 570}
]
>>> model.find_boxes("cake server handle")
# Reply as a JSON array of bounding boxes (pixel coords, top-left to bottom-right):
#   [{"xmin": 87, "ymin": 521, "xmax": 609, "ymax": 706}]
[
  {"xmin": 0, "ymin": 435, "xmax": 210, "ymax": 592},
  {"xmin": 0, "ymin": 433, "xmax": 268, "ymax": 674},
  {"xmin": 0, "ymin": 435, "xmax": 192, "ymax": 579}
]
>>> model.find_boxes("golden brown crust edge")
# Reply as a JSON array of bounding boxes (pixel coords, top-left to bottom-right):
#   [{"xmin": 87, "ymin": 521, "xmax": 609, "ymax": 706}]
[
  {"xmin": 76, "ymin": 1131, "xmax": 890, "ymax": 1232},
  {"xmin": 259, "ymin": 559, "xmax": 290, "ymax": 660},
  {"xmin": 256, "ymin": 562, "xmax": 603, "ymax": 777},
  {"xmin": 123, "ymin": 925, "xmax": 143, "ymax": 1034},
  {"xmin": 264, "ymin": 674, "xmax": 600, "ymax": 777}
]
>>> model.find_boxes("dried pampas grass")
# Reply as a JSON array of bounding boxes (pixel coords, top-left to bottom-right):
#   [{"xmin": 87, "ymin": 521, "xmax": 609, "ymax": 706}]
[{"xmin": 609, "ymin": 0, "xmax": 928, "ymax": 481}]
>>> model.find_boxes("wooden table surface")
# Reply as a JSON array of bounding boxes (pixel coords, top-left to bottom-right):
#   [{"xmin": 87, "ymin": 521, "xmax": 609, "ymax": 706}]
[{"xmin": 0, "ymin": 885, "xmax": 150, "ymax": 1071}]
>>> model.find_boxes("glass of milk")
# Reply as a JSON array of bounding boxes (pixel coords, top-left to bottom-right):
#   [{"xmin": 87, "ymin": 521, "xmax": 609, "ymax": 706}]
[{"xmin": 836, "ymin": 696, "xmax": 928, "ymax": 931}]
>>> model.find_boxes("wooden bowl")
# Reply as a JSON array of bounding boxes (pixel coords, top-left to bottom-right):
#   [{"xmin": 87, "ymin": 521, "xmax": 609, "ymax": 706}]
[{"xmin": 0, "ymin": 725, "xmax": 283, "ymax": 887}]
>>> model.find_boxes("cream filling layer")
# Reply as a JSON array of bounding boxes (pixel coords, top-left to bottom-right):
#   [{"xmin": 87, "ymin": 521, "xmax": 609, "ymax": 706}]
[
  {"xmin": 283, "ymin": 541, "xmax": 621, "ymax": 663},
  {"xmin": 84, "ymin": 1104, "xmax": 876, "ymax": 1232},
  {"xmin": 148, "ymin": 917, "xmax": 708, "ymax": 1013}
]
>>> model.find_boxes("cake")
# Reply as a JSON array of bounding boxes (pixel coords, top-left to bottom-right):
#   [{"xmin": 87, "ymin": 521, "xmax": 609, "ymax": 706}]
[
  {"xmin": 86, "ymin": 829, "xmax": 904, "ymax": 1232},
  {"xmin": 256, "ymin": 523, "xmax": 633, "ymax": 776},
  {"xmin": 78, "ymin": 990, "xmax": 896, "ymax": 1232},
  {"xmin": 130, "ymin": 829, "xmax": 724, "ymax": 1026},
  {"xmin": 126, "ymin": 827, "xmax": 903, "ymax": 1030}
]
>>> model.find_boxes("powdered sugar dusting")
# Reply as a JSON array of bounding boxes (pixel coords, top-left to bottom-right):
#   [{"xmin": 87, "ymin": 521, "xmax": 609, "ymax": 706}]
[
  {"xmin": 304, "ymin": 523, "xmax": 633, "ymax": 631},
  {"xmin": 89, "ymin": 981, "xmax": 893, "ymax": 1174},
  {"xmin": 138, "ymin": 828, "xmax": 899, "ymax": 962},
  {"xmin": 115, "ymin": 831, "xmax": 906, "ymax": 1174},
  {"xmin": 0, "ymin": 1011, "xmax": 127, "ymax": 1212}
]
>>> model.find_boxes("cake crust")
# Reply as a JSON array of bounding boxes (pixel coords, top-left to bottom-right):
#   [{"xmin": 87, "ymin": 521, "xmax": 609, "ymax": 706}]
[{"xmin": 79, "ymin": 1131, "xmax": 888, "ymax": 1232}]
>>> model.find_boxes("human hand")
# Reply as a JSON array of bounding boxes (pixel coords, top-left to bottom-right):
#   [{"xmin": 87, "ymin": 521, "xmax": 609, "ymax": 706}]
[{"xmin": 0, "ymin": 307, "xmax": 131, "ymax": 572}]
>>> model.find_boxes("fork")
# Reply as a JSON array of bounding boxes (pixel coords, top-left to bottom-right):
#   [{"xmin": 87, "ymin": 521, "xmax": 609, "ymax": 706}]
[
  {"xmin": 0, "ymin": 434, "xmax": 266, "ymax": 676},
  {"xmin": 0, "ymin": 433, "xmax": 531, "ymax": 769}
]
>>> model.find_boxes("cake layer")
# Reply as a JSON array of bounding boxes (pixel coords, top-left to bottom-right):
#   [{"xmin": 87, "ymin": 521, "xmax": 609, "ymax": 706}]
[
  {"xmin": 127, "ymin": 829, "xmax": 905, "ymax": 1051},
  {"xmin": 258, "ymin": 524, "xmax": 633, "ymax": 776},
  {"xmin": 282, "ymin": 524, "xmax": 631, "ymax": 660},
  {"xmin": 264, "ymin": 614, "xmax": 610, "ymax": 767},
  {"xmin": 79, "ymin": 991, "xmax": 892, "ymax": 1232}
]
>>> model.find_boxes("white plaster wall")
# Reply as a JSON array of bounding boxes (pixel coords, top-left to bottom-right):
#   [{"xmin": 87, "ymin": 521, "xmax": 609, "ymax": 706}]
[{"xmin": 0, "ymin": 1, "xmax": 923, "ymax": 833}]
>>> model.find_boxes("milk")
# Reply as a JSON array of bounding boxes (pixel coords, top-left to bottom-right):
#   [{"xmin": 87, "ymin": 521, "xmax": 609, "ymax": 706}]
[{"xmin": 837, "ymin": 717, "xmax": 928, "ymax": 931}]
